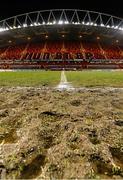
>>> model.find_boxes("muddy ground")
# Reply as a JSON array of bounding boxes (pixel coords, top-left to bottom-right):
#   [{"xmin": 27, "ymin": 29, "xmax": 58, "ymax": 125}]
[{"xmin": 0, "ymin": 87, "xmax": 123, "ymax": 179}]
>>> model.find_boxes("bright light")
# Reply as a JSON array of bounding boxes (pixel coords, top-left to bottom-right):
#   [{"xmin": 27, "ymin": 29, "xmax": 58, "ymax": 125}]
[
  {"xmin": 65, "ymin": 21, "xmax": 69, "ymax": 24},
  {"xmin": 23, "ymin": 24, "xmax": 27, "ymax": 27},
  {"xmin": 0, "ymin": 27, "xmax": 9, "ymax": 32},
  {"xmin": 114, "ymin": 26, "xmax": 118, "ymax": 29},
  {"xmin": 74, "ymin": 22, "xmax": 80, "ymax": 25},
  {"xmin": 53, "ymin": 21, "xmax": 56, "ymax": 24},
  {"xmin": 45, "ymin": 35, "xmax": 48, "ymax": 38},
  {"xmin": 9, "ymin": 26, "xmax": 13, "ymax": 30},
  {"xmin": 5, "ymin": 27, "xmax": 9, "ymax": 31},
  {"xmin": 8, "ymin": 40, "xmax": 12, "ymax": 43},
  {"xmin": 42, "ymin": 22, "xmax": 45, "ymax": 25},
  {"xmin": 58, "ymin": 20, "xmax": 63, "ymax": 24},
  {"xmin": 34, "ymin": 22, "xmax": 38, "ymax": 26},
  {"xmin": 118, "ymin": 27, "xmax": 122, "ymax": 30},
  {"xmin": 47, "ymin": 22, "xmax": 53, "ymax": 25},
  {"xmin": 97, "ymin": 36, "xmax": 100, "ymax": 40},
  {"xmin": 27, "ymin": 37, "xmax": 31, "ymax": 40},
  {"xmin": 13, "ymin": 26, "xmax": 16, "ymax": 29},
  {"xmin": 106, "ymin": 25, "xmax": 110, "ymax": 28},
  {"xmin": 101, "ymin": 23, "xmax": 104, "ymax": 27},
  {"xmin": 86, "ymin": 22, "xmax": 90, "ymax": 25},
  {"xmin": 119, "ymin": 27, "xmax": 123, "ymax": 30},
  {"xmin": 0, "ymin": 28, "xmax": 5, "ymax": 32}
]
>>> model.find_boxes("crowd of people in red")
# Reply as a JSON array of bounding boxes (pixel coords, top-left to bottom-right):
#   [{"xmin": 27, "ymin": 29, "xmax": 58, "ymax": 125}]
[{"xmin": 0, "ymin": 41, "xmax": 123, "ymax": 62}]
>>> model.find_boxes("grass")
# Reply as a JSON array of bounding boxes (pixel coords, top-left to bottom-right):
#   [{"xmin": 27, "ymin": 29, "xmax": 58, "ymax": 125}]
[
  {"xmin": 66, "ymin": 71, "xmax": 123, "ymax": 87},
  {"xmin": 0, "ymin": 71, "xmax": 61, "ymax": 87},
  {"xmin": 0, "ymin": 70, "xmax": 123, "ymax": 87}
]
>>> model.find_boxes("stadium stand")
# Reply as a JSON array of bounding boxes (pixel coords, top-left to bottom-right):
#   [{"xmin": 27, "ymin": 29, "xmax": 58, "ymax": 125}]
[{"xmin": 0, "ymin": 41, "xmax": 123, "ymax": 69}]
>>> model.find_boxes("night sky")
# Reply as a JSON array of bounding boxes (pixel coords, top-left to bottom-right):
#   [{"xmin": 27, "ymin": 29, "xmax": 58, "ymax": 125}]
[{"xmin": 0, "ymin": 0, "xmax": 123, "ymax": 20}]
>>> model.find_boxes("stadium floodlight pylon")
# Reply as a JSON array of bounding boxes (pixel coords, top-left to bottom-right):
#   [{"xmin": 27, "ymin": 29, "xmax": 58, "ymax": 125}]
[{"xmin": 0, "ymin": 9, "xmax": 123, "ymax": 32}]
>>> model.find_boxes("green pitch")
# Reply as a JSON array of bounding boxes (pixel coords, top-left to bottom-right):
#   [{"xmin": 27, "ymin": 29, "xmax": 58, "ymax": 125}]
[
  {"xmin": 0, "ymin": 70, "xmax": 123, "ymax": 87},
  {"xmin": 0, "ymin": 71, "xmax": 61, "ymax": 87},
  {"xmin": 67, "ymin": 71, "xmax": 123, "ymax": 87}
]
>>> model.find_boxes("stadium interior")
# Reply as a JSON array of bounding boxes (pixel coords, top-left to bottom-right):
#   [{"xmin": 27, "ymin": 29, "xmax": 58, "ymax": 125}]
[
  {"xmin": 0, "ymin": 9, "xmax": 123, "ymax": 70},
  {"xmin": 0, "ymin": 40, "xmax": 123, "ymax": 70}
]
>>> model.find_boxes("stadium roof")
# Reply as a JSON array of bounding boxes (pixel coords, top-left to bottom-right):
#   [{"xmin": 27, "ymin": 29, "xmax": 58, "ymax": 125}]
[{"xmin": 0, "ymin": 9, "xmax": 123, "ymax": 47}]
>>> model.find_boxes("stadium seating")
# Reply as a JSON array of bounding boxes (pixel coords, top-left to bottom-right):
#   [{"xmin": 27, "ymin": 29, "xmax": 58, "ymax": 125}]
[{"xmin": 0, "ymin": 41, "xmax": 123, "ymax": 69}]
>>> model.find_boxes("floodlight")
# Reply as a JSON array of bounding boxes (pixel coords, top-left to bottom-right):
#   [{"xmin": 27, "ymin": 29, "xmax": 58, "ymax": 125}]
[
  {"xmin": 65, "ymin": 21, "xmax": 69, "ymax": 24},
  {"xmin": 101, "ymin": 23, "xmax": 104, "ymax": 27},
  {"xmin": 23, "ymin": 24, "xmax": 27, "ymax": 27},
  {"xmin": 58, "ymin": 20, "xmax": 63, "ymax": 24}
]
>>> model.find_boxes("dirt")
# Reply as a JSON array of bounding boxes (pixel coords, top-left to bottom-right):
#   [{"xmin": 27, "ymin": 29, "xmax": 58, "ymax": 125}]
[{"xmin": 0, "ymin": 87, "xmax": 123, "ymax": 179}]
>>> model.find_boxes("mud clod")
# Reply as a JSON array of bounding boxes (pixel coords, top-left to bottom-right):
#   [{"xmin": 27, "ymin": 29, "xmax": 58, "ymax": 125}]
[
  {"xmin": 0, "ymin": 87, "xmax": 123, "ymax": 179},
  {"xmin": 114, "ymin": 120, "xmax": 123, "ymax": 126}
]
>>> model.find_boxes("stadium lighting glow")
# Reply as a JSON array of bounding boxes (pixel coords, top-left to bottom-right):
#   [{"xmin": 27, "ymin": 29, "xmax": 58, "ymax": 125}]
[
  {"xmin": 34, "ymin": 22, "xmax": 38, "ymax": 26},
  {"xmin": 97, "ymin": 36, "xmax": 100, "ymax": 40},
  {"xmin": 74, "ymin": 22, "xmax": 80, "ymax": 25},
  {"xmin": 45, "ymin": 35, "xmax": 48, "ymax": 38},
  {"xmin": 9, "ymin": 26, "xmax": 13, "ymax": 30},
  {"xmin": 27, "ymin": 37, "xmax": 31, "ymax": 40},
  {"xmin": 1, "ymin": 19, "xmax": 123, "ymax": 33},
  {"xmin": 13, "ymin": 26, "xmax": 17, "ymax": 29},
  {"xmin": 17, "ymin": 25, "xmax": 21, "ymax": 28},
  {"xmin": 58, "ymin": 20, "xmax": 63, "ymax": 24},
  {"xmin": 0, "ymin": 28, "xmax": 5, "ymax": 32},
  {"xmin": 0, "ymin": 27, "xmax": 9, "ymax": 32},
  {"xmin": 23, "ymin": 24, "xmax": 27, "ymax": 27},
  {"xmin": 119, "ymin": 27, "xmax": 123, "ymax": 30},
  {"xmin": 8, "ymin": 40, "xmax": 12, "ymax": 43},
  {"xmin": 5, "ymin": 27, "xmax": 9, "ymax": 31},
  {"xmin": 48, "ymin": 22, "xmax": 53, "ymax": 25},
  {"xmin": 86, "ymin": 22, "xmax": 90, "ymax": 25},
  {"xmin": 1, "ymin": 22, "xmax": 122, "ymax": 32},
  {"xmin": 94, "ymin": 23, "xmax": 97, "ymax": 26},
  {"xmin": 65, "ymin": 21, "xmax": 69, "ymax": 24},
  {"xmin": 53, "ymin": 21, "xmax": 56, "ymax": 24},
  {"xmin": 106, "ymin": 25, "xmax": 110, "ymax": 28}
]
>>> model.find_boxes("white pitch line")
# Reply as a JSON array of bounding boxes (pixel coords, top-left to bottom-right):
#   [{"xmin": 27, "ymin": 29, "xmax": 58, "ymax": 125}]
[{"xmin": 56, "ymin": 70, "xmax": 74, "ymax": 91}]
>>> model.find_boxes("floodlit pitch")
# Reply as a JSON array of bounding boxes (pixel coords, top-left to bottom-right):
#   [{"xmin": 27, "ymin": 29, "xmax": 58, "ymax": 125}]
[{"xmin": 0, "ymin": 70, "xmax": 123, "ymax": 87}]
